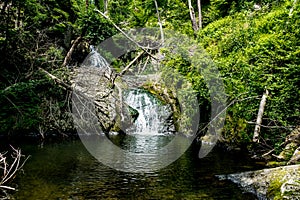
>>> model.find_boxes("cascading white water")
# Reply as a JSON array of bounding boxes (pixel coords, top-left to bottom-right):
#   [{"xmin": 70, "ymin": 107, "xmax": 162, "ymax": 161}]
[
  {"xmin": 82, "ymin": 45, "xmax": 111, "ymax": 71},
  {"xmin": 81, "ymin": 48, "xmax": 175, "ymax": 136},
  {"xmin": 124, "ymin": 89, "xmax": 173, "ymax": 135}
]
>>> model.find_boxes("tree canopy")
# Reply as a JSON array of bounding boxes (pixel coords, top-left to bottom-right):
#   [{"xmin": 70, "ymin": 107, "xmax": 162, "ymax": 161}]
[{"xmin": 0, "ymin": 0, "xmax": 299, "ymax": 152}]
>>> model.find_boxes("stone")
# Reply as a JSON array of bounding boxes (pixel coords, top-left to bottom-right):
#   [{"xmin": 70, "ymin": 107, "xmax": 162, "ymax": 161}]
[
  {"xmin": 217, "ymin": 164, "xmax": 300, "ymax": 200},
  {"xmin": 286, "ymin": 127, "xmax": 300, "ymax": 144},
  {"xmin": 72, "ymin": 66, "xmax": 132, "ymax": 134},
  {"xmin": 288, "ymin": 147, "xmax": 300, "ymax": 165},
  {"xmin": 281, "ymin": 178, "xmax": 300, "ymax": 199},
  {"xmin": 278, "ymin": 142, "xmax": 299, "ymax": 161}
]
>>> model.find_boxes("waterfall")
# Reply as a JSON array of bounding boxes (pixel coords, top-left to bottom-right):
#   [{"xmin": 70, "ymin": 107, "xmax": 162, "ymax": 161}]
[
  {"xmin": 80, "ymin": 48, "xmax": 175, "ymax": 136},
  {"xmin": 82, "ymin": 45, "xmax": 111, "ymax": 71},
  {"xmin": 124, "ymin": 89, "xmax": 174, "ymax": 135}
]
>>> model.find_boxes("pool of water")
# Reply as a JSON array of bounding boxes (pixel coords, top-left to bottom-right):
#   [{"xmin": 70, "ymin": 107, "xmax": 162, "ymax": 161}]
[{"xmin": 3, "ymin": 135, "xmax": 261, "ymax": 199}]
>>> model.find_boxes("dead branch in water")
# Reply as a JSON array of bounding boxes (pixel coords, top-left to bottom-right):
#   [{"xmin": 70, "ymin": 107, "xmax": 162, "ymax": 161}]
[{"xmin": 0, "ymin": 146, "xmax": 29, "ymax": 193}]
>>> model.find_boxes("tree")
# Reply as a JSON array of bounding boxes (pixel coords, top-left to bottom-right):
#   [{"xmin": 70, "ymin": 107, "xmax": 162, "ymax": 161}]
[
  {"xmin": 197, "ymin": 0, "xmax": 202, "ymax": 29},
  {"xmin": 188, "ymin": 0, "xmax": 199, "ymax": 31}
]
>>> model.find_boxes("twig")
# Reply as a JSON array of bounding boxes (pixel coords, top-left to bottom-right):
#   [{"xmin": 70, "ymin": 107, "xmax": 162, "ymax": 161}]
[
  {"xmin": 62, "ymin": 36, "xmax": 82, "ymax": 67},
  {"xmin": 3, "ymin": 95, "xmax": 23, "ymax": 117},
  {"xmin": 94, "ymin": 9, "xmax": 160, "ymax": 59},
  {"xmin": 247, "ymin": 121, "xmax": 294, "ymax": 130},
  {"xmin": 119, "ymin": 51, "xmax": 144, "ymax": 76},
  {"xmin": 141, "ymin": 55, "xmax": 150, "ymax": 73},
  {"xmin": 0, "ymin": 147, "xmax": 28, "ymax": 192},
  {"xmin": 0, "ymin": 185, "xmax": 16, "ymax": 191},
  {"xmin": 39, "ymin": 68, "xmax": 72, "ymax": 90}
]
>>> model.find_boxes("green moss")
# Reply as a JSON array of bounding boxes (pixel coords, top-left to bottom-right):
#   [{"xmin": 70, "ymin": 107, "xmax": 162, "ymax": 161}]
[
  {"xmin": 268, "ymin": 179, "xmax": 283, "ymax": 199},
  {"xmin": 266, "ymin": 161, "xmax": 287, "ymax": 167},
  {"xmin": 267, "ymin": 172, "xmax": 285, "ymax": 200}
]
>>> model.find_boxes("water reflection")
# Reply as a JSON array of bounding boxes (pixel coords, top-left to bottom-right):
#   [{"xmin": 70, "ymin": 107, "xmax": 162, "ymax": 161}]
[
  {"xmin": 11, "ymin": 138, "xmax": 259, "ymax": 200},
  {"xmin": 80, "ymin": 134, "xmax": 193, "ymax": 173}
]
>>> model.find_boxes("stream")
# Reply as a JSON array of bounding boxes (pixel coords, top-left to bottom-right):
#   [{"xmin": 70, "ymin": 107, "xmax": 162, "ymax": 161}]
[{"xmin": 2, "ymin": 138, "xmax": 261, "ymax": 200}]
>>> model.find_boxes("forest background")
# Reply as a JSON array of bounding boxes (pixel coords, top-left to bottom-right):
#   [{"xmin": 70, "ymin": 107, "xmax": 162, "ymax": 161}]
[{"xmin": 0, "ymin": 0, "xmax": 299, "ymax": 155}]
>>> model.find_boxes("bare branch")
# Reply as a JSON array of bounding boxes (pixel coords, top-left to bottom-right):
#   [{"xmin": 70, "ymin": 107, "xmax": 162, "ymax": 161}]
[
  {"xmin": 0, "ymin": 185, "xmax": 16, "ymax": 191},
  {"xmin": 0, "ymin": 147, "xmax": 28, "ymax": 192},
  {"xmin": 247, "ymin": 121, "xmax": 294, "ymax": 130},
  {"xmin": 39, "ymin": 68, "xmax": 71, "ymax": 90},
  {"xmin": 119, "ymin": 51, "xmax": 144, "ymax": 76},
  {"xmin": 63, "ymin": 36, "xmax": 82, "ymax": 67},
  {"xmin": 289, "ymin": 0, "xmax": 298, "ymax": 16},
  {"xmin": 94, "ymin": 9, "xmax": 160, "ymax": 59},
  {"xmin": 2, "ymin": 95, "xmax": 23, "ymax": 117},
  {"xmin": 197, "ymin": 0, "xmax": 202, "ymax": 30}
]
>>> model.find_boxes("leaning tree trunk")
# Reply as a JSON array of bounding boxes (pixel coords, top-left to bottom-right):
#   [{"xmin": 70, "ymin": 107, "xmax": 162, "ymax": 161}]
[
  {"xmin": 253, "ymin": 90, "xmax": 269, "ymax": 143},
  {"xmin": 62, "ymin": 36, "xmax": 82, "ymax": 67}
]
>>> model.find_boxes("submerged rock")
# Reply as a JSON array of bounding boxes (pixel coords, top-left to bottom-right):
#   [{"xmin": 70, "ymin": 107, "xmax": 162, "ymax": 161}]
[{"xmin": 217, "ymin": 164, "xmax": 300, "ymax": 200}]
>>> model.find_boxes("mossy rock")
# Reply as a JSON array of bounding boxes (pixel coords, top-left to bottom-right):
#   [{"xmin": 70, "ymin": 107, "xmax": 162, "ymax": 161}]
[
  {"xmin": 278, "ymin": 142, "xmax": 298, "ymax": 161},
  {"xmin": 266, "ymin": 161, "xmax": 287, "ymax": 168},
  {"xmin": 218, "ymin": 165, "xmax": 300, "ymax": 200},
  {"xmin": 288, "ymin": 147, "xmax": 300, "ymax": 165},
  {"xmin": 267, "ymin": 173, "xmax": 285, "ymax": 200}
]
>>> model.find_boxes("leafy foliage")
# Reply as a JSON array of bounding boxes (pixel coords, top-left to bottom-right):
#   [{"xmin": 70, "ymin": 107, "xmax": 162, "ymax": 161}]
[
  {"xmin": 0, "ymin": 0, "xmax": 299, "ymax": 150},
  {"xmin": 198, "ymin": 1, "xmax": 300, "ymax": 145}
]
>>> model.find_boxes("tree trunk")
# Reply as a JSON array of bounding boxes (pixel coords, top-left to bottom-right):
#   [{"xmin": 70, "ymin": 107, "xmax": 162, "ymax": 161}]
[
  {"xmin": 188, "ymin": 0, "xmax": 198, "ymax": 32},
  {"xmin": 103, "ymin": 0, "xmax": 108, "ymax": 13},
  {"xmin": 154, "ymin": 0, "xmax": 164, "ymax": 44},
  {"xmin": 253, "ymin": 90, "xmax": 269, "ymax": 143},
  {"xmin": 197, "ymin": 0, "xmax": 202, "ymax": 30}
]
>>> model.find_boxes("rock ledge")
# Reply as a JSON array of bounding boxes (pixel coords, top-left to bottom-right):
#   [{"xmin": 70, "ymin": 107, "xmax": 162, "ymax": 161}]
[{"xmin": 217, "ymin": 164, "xmax": 300, "ymax": 199}]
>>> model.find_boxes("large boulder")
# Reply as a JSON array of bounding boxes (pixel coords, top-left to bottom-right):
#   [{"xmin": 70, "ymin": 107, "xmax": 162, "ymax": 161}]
[
  {"xmin": 217, "ymin": 164, "xmax": 300, "ymax": 200},
  {"xmin": 71, "ymin": 65, "xmax": 133, "ymax": 134},
  {"xmin": 270, "ymin": 127, "xmax": 300, "ymax": 165}
]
